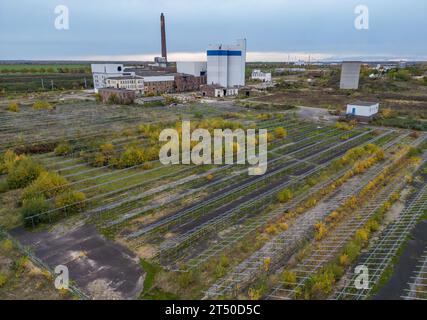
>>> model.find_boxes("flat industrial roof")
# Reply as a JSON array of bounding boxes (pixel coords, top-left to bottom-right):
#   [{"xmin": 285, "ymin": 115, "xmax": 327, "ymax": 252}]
[
  {"xmin": 348, "ymin": 101, "xmax": 379, "ymax": 106},
  {"xmin": 99, "ymin": 88, "xmax": 134, "ymax": 93},
  {"xmin": 107, "ymin": 76, "xmax": 143, "ymax": 80}
]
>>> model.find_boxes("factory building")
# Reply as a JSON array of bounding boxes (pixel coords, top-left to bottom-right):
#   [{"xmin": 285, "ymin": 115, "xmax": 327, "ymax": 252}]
[
  {"xmin": 346, "ymin": 101, "xmax": 379, "ymax": 120},
  {"xmin": 106, "ymin": 76, "xmax": 144, "ymax": 94},
  {"xmin": 104, "ymin": 72, "xmax": 205, "ymax": 96},
  {"xmin": 251, "ymin": 69, "xmax": 272, "ymax": 82},
  {"xmin": 200, "ymin": 84, "xmax": 239, "ymax": 98},
  {"xmin": 142, "ymin": 75, "xmax": 175, "ymax": 96},
  {"xmin": 174, "ymin": 73, "xmax": 206, "ymax": 92},
  {"xmin": 98, "ymin": 88, "xmax": 136, "ymax": 105},
  {"xmin": 91, "ymin": 64, "xmax": 135, "ymax": 93},
  {"xmin": 207, "ymin": 39, "xmax": 246, "ymax": 88},
  {"xmin": 177, "ymin": 62, "xmax": 207, "ymax": 77},
  {"xmin": 340, "ymin": 61, "xmax": 362, "ymax": 90}
]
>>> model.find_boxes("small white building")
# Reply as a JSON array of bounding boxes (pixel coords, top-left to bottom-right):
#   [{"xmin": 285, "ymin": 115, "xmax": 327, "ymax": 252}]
[
  {"xmin": 177, "ymin": 61, "xmax": 207, "ymax": 77},
  {"xmin": 251, "ymin": 69, "xmax": 272, "ymax": 82},
  {"xmin": 346, "ymin": 101, "xmax": 379, "ymax": 119},
  {"xmin": 106, "ymin": 76, "xmax": 145, "ymax": 95},
  {"xmin": 91, "ymin": 64, "xmax": 135, "ymax": 93}
]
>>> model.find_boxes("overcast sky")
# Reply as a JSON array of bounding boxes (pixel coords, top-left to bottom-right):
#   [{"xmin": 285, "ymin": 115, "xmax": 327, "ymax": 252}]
[{"xmin": 1, "ymin": 0, "xmax": 426, "ymax": 61}]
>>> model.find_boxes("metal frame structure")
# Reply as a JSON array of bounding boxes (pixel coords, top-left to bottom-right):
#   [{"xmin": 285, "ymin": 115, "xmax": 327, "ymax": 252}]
[
  {"xmin": 207, "ymin": 135, "xmax": 424, "ymax": 299},
  {"xmin": 155, "ymin": 129, "xmax": 380, "ymax": 267},
  {"xmin": 403, "ymin": 249, "xmax": 427, "ymax": 300},
  {"xmin": 333, "ymin": 164, "xmax": 427, "ymax": 300}
]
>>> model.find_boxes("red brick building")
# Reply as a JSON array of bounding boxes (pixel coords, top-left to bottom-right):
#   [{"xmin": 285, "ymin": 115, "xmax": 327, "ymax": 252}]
[
  {"xmin": 173, "ymin": 73, "xmax": 207, "ymax": 92},
  {"xmin": 98, "ymin": 88, "xmax": 135, "ymax": 105}
]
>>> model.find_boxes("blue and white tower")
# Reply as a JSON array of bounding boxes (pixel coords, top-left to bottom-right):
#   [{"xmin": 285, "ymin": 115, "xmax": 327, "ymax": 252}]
[{"xmin": 207, "ymin": 39, "xmax": 246, "ymax": 88}]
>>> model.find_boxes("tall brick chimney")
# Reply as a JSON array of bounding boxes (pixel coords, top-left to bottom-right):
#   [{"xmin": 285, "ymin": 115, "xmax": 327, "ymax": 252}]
[{"xmin": 160, "ymin": 13, "xmax": 167, "ymax": 62}]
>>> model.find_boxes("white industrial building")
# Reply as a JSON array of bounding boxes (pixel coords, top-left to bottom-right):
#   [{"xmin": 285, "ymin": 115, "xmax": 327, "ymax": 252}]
[
  {"xmin": 340, "ymin": 61, "xmax": 362, "ymax": 90},
  {"xmin": 207, "ymin": 39, "xmax": 246, "ymax": 88},
  {"xmin": 150, "ymin": 57, "xmax": 168, "ymax": 68},
  {"xmin": 251, "ymin": 69, "xmax": 272, "ymax": 82},
  {"xmin": 176, "ymin": 61, "xmax": 207, "ymax": 77},
  {"xmin": 91, "ymin": 64, "xmax": 135, "ymax": 93},
  {"xmin": 346, "ymin": 101, "xmax": 379, "ymax": 119},
  {"xmin": 106, "ymin": 76, "xmax": 145, "ymax": 94}
]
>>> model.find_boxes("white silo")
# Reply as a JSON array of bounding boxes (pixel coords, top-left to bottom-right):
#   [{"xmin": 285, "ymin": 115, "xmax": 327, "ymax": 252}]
[{"xmin": 207, "ymin": 39, "xmax": 246, "ymax": 88}]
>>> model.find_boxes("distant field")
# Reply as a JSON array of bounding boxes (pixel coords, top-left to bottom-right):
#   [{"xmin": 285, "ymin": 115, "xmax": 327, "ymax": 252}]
[
  {"xmin": 0, "ymin": 64, "xmax": 92, "ymax": 92},
  {"xmin": 0, "ymin": 64, "xmax": 91, "ymax": 74},
  {"xmin": 0, "ymin": 73, "xmax": 93, "ymax": 93}
]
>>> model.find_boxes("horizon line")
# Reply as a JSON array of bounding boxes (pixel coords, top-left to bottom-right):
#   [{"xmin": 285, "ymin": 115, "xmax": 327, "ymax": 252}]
[{"xmin": 1, "ymin": 51, "xmax": 426, "ymax": 63}]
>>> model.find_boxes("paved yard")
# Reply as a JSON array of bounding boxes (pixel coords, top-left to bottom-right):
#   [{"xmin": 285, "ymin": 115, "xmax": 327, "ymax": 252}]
[{"xmin": 11, "ymin": 225, "xmax": 145, "ymax": 300}]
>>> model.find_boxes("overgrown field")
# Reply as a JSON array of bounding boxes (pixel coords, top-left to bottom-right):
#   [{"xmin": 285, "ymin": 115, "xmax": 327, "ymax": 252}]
[{"xmin": 1, "ymin": 98, "xmax": 426, "ymax": 300}]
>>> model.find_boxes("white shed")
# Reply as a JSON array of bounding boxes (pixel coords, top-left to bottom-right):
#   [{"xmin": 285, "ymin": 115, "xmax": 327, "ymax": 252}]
[{"xmin": 346, "ymin": 101, "xmax": 379, "ymax": 118}]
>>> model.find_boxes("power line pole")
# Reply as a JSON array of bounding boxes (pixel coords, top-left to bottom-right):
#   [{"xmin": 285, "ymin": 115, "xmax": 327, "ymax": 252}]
[{"xmin": 41, "ymin": 78, "xmax": 44, "ymax": 90}]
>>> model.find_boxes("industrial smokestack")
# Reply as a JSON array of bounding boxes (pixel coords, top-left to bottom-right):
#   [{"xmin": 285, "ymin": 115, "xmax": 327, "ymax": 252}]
[{"xmin": 160, "ymin": 13, "xmax": 167, "ymax": 62}]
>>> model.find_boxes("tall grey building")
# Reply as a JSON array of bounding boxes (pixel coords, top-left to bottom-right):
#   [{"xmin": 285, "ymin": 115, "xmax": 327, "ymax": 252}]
[{"xmin": 340, "ymin": 61, "xmax": 362, "ymax": 90}]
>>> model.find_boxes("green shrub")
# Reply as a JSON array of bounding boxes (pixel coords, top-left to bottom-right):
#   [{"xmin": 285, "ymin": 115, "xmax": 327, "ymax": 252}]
[
  {"xmin": 0, "ymin": 180, "xmax": 9, "ymax": 193},
  {"xmin": 277, "ymin": 188, "xmax": 293, "ymax": 203},
  {"xmin": 54, "ymin": 190, "xmax": 86, "ymax": 214},
  {"xmin": 6, "ymin": 157, "xmax": 43, "ymax": 189},
  {"xmin": 21, "ymin": 196, "xmax": 51, "ymax": 227},
  {"xmin": 144, "ymin": 147, "xmax": 159, "ymax": 161},
  {"xmin": 92, "ymin": 152, "xmax": 107, "ymax": 167},
  {"xmin": 0, "ymin": 150, "xmax": 20, "ymax": 174},
  {"xmin": 22, "ymin": 171, "xmax": 68, "ymax": 200},
  {"xmin": 8, "ymin": 102, "xmax": 20, "ymax": 112},
  {"xmin": 177, "ymin": 269, "xmax": 199, "ymax": 288},
  {"xmin": 344, "ymin": 242, "xmax": 361, "ymax": 263},
  {"xmin": 94, "ymin": 93, "xmax": 102, "ymax": 102},
  {"xmin": 0, "ymin": 239, "xmax": 13, "ymax": 252},
  {"xmin": 119, "ymin": 146, "xmax": 144, "ymax": 168},
  {"xmin": 407, "ymin": 147, "xmax": 422, "ymax": 158},
  {"xmin": 215, "ymin": 264, "xmax": 227, "ymax": 278},
  {"xmin": 193, "ymin": 111, "xmax": 203, "ymax": 119},
  {"xmin": 100, "ymin": 143, "xmax": 114, "ymax": 155},
  {"xmin": 11, "ymin": 256, "xmax": 28, "ymax": 277},
  {"xmin": 281, "ymin": 270, "xmax": 297, "ymax": 287},
  {"xmin": 33, "ymin": 101, "xmax": 53, "ymax": 110},
  {"xmin": 390, "ymin": 69, "xmax": 411, "ymax": 81},
  {"xmin": 274, "ymin": 127, "xmax": 287, "ymax": 138},
  {"xmin": 54, "ymin": 142, "xmax": 72, "ymax": 156},
  {"xmin": 108, "ymin": 93, "xmax": 119, "ymax": 104},
  {"xmin": 0, "ymin": 273, "xmax": 7, "ymax": 288}
]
